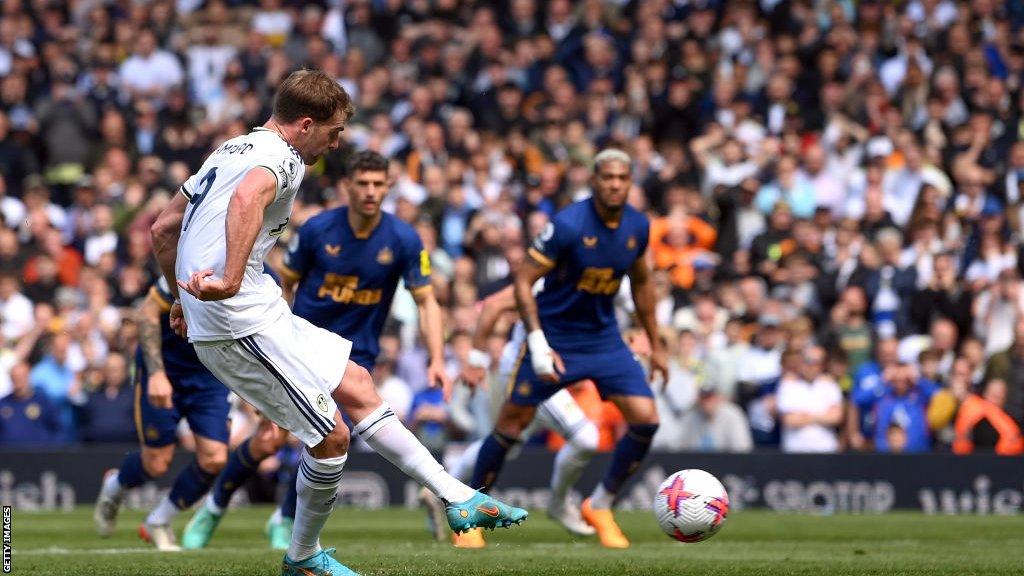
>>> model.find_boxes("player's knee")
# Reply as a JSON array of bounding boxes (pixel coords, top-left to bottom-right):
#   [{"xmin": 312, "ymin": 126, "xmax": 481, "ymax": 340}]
[
  {"xmin": 314, "ymin": 423, "xmax": 350, "ymax": 458},
  {"xmin": 141, "ymin": 450, "xmax": 172, "ymax": 478},
  {"xmin": 334, "ymin": 363, "xmax": 379, "ymax": 412},
  {"xmin": 198, "ymin": 449, "xmax": 228, "ymax": 475},
  {"xmin": 627, "ymin": 422, "xmax": 659, "ymax": 443},
  {"xmin": 569, "ymin": 422, "xmax": 600, "ymax": 455}
]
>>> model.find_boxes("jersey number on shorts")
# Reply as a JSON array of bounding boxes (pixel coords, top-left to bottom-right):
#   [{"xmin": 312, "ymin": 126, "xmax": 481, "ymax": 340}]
[{"xmin": 183, "ymin": 167, "xmax": 218, "ymax": 232}]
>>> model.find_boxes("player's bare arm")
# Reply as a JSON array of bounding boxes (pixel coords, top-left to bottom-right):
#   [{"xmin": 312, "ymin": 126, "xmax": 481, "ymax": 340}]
[
  {"xmin": 515, "ymin": 252, "xmax": 564, "ymax": 382},
  {"xmin": 473, "ymin": 286, "xmax": 516, "ymax": 351},
  {"xmin": 137, "ymin": 291, "xmax": 173, "ymax": 409},
  {"xmin": 462, "ymin": 285, "xmax": 517, "ymax": 386},
  {"xmin": 178, "ymin": 168, "xmax": 277, "ymax": 302},
  {"xmin": 628, "ymin": 254, "xmax": 668, "ymax": 386},
  {"xmin": 412, "ymin": 284, "xmax": 453, "ymax": 401},
  {"xmin": 152, "ymin": 192, "xmax": 189, "ymax": 337}
]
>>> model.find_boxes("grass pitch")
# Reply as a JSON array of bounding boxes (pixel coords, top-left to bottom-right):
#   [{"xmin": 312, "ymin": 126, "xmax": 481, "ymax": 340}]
[{"xmin": 9, "ymin": 506, "xmax": 1022, "ymax": 575}]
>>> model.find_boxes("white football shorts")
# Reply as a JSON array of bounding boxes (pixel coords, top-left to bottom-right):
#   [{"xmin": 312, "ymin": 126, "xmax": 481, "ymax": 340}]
[{"xmin": 194, "ymin": 311, "xmax": 352, "ymax": 448}]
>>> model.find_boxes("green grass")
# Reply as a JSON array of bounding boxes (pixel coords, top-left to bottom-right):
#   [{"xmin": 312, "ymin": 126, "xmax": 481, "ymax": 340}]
[{"xmin": 9, "ymin": 506, "xmax": 1023, "ymax": 575}]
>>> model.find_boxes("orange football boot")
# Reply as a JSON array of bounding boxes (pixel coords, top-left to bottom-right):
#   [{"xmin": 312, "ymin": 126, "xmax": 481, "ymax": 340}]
[{"xmin": 581, "ymin": 498, "xmax": 629, "ymax": 549}]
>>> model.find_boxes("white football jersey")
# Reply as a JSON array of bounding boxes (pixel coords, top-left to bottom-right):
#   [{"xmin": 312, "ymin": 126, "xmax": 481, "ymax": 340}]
[{"xmin": 176, "ymin": 127, "xmax": 305, "ymax": 341}]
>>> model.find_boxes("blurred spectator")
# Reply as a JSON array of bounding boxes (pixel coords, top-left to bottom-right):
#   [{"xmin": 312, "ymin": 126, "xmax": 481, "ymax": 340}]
[
  {"xmin": 649, "ymin": 207, "xmax": 717, "ymax": 290},
  {"xmin": 372, "ymin": 355, "xmax": 412, "ymax": 424},
  {"xmin": 777, "ymin": 346, "xmax": 843, "ymax": 453},
  {"xmin": 118, "ymin": 28, "xmax": 184, "ymax": 107},
  {"xmin": 72, "ymin": 353, "xmax": 135, "ymax": 444},
  {"xmin": 0, "ymin": 272, "xmax": 32, "ymax": 342},
  {"xmin": 873, "ymin": 364, "xmax": 937, "ymax": 453},
  {"xmin": 409, "ymin": 386, "xmax": 448, "ymax": 454},
  {"xmin": 982, "ymin": 319, "xmax": 1024, "ymax": 428},
  {"xmin": 953, "ymin": 379, "xmax": 1024, "ymax": 456},
  {"xmin": 0, "ymin": 361, "xmax": 62, "ymax": 445},
  {"xmin": 674, "ymin": 384, "xmax": 753, "ymax": 453},
  {"xmin": 848, "ymin": 337, "xmax": 900, "ymax": 450}
]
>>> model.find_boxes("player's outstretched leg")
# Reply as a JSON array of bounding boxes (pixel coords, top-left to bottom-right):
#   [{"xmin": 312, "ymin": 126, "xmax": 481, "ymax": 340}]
[
  {"xmin": 337, "ymin": 362, "xmax": 527, "ymax": 533},
  {"xmin": 581, "ymin": 397, "xmax": 658, "ymax": 549},
  {"xmin": 94, "ymin": 451, "xmax": 154, "ymax": 537},
  {"xmin": 141, "ymin": 441, "xmax": 225, "ymax": 551},
  {"xmin": 281, "ymin": 416, "xmax": 358, "ymax": 576},
  {"xmin": 184, "ymin": 420, "xmax": 286, "ymax": 549}
]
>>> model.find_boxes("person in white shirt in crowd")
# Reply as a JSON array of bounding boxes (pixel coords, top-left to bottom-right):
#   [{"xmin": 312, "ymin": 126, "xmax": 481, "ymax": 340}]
[
  {"xmin": 83, "ymin": 205, "xmax": 118, "ymax": 266},
  {"xmin": 118, "ymin": 29, "xmax": 184, "ymax": 107},
  {"xmin": 0, "ymin": 272, "xmax": 33, "ymax": 343},
  {"xmin": 882, "ymin": 141, "xmax": 950, "ymax": 226},
  {"xmin": 186, "ymin": 26, "xmax": 237, "ymax": 107},
  {"xmin": 801, "ymin": 143, "xmax": 846, "ymax": 217},
  {"xmin": 675, "ymin": 384, "xmax": 753, "ymax": 453},
  {"xmin": 690, "ymin": 124, "xmax": 762, "ymax": 196},
  {"xmin": 974, "ymin": 270, "xmax": 1024, "ymax": 358},
  {"xmin": 777, "ymin": 345, "xmax": 843, "ymax": 453},
  {"xmin": 706, "ymin": 317, "xmax": 750, "ymax": 402}
]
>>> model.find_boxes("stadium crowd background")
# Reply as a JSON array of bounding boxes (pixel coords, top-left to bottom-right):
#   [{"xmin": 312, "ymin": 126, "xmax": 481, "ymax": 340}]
[{"xmin": 1, "ymin": 0, "xmax": 1023, "ymax": 460}]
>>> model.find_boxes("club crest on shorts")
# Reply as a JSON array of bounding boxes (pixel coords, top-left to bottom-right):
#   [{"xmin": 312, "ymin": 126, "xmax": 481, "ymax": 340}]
[{"xmin": 316, "ymin": 394, "xmax": 329, "ymax": 413}]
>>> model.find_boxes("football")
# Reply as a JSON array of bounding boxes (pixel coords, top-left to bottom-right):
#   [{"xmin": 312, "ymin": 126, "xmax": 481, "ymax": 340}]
[{"xmin": 653, "ymin": 469, "xmax": 730, "ymax": 543}]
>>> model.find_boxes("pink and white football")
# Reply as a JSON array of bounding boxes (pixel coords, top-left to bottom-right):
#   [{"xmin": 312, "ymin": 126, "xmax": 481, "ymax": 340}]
[{"xmin": 653, "ymin": 469, "xmax": 730, "ymax": 543}]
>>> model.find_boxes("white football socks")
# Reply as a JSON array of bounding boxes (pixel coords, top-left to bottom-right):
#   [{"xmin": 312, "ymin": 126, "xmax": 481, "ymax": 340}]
[
  {"xmin": 146, "ymin": 497, "xmax": 179, "ymax": 526},
  {"xmin": 289, "ymin": 450, "xmax": 347, "ymax": 562},
  {"xmin": 204, "ymin": 494, "xmax": 225, "ymax": 516},
  {"xmin": 354, "ymin": 402, "xmax": 475, "ymax": 503},
  {"xmin": 450, "ymin": 438, "xmax": 485, "ymax": 484},
  {"xmin": 551, "ymin": 423, "xmax": 599, "ymax": 509},
  {"xmin": 100, "ymin": 471, "xmax": 126, "ymax": 502}
]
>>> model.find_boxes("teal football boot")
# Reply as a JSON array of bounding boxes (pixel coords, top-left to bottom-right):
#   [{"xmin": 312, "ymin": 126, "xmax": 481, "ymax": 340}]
[
  {"xmin": 265, "ymin": 515, "xmax": 293, "ymax": 550},
  {"xmin": 281, "ymin": 548, "xmax": 359, "ymax": 576},
  {"xmin": 181, "ymin": 506, "xmax": 222, "ymax": 549},
  {"xmin": 445, "ymin": 491, "xmax": 528, "ymax": 533}
]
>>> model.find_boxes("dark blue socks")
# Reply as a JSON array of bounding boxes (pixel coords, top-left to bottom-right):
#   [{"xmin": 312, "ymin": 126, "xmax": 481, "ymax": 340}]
[
  {"xmin": 212, "ymin": 439, "xmax": 259, "ymax": 509},
  {"xmin": 280, "ymin": 468, "xmax": 299, "ymax": 520},
  {"xmin": 600, "ymin": 423, "xmax": 658, "ymax": 494},
  {"xmin": 117, "ymin": 451, "xmax": 151, "ymax": 488},
  {"xmin": 470, "ymin": 431, "xmax": 520, "ymax": 493},
  {"xmin": 167, "ymin": 459, "xmax": 218, "ymax": 510}
]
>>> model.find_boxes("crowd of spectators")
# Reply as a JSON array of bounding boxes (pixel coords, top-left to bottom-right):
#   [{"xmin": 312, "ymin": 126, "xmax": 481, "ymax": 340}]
[{"xmin": 1, "ymin": 0, "xmax": 1023, "ymax": 456}]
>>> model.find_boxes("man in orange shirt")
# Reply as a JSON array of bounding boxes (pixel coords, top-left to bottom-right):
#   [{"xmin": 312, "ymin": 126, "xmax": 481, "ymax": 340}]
[
  {"xmin": 953, "ymin": 379, "xmax": 1024, "ymax": 455},
  {"xmin": 648, "ymin": 207, "xmax": 717, "ymax": 290}
]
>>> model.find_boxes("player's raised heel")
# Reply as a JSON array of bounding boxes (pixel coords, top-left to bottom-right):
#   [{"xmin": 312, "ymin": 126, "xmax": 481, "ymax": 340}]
[
  {"xmin": 452, "ymin": 527, "xmax": 486, "ymax": 548},
  {"xmin": 139, "ymin": 521, "xmax": 182, "ymax": 552},
  {"xmin": 93, "ymin": 470, "xmax": 122, "ymax": 538},
  {"xmin": 182, "ymin": 507, "xmax": 222, "ymax": 549},
  {"xmin": 581, "ymin": 498, "xmax": 629, "ymax": 549},
  {"xmin": 445, "ymin": 491, "xmax": 528, "ymax": 533},
  {"xmin": 282, "ymin": 548, "xmax": 359, "ymax": 576},
  {"xmin": 265, "ymin": 515, "xmax": 293, "ymax": 550}
]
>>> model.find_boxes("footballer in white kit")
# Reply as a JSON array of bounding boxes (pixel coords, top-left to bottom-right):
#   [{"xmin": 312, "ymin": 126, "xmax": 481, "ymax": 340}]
[
  {"xmin": 151, "ymin": 70, "xmax": 525, "ymax": 576},
  {"xmin": 173, "ymin": 126, "xmax": 349, "ymax": 448}
]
